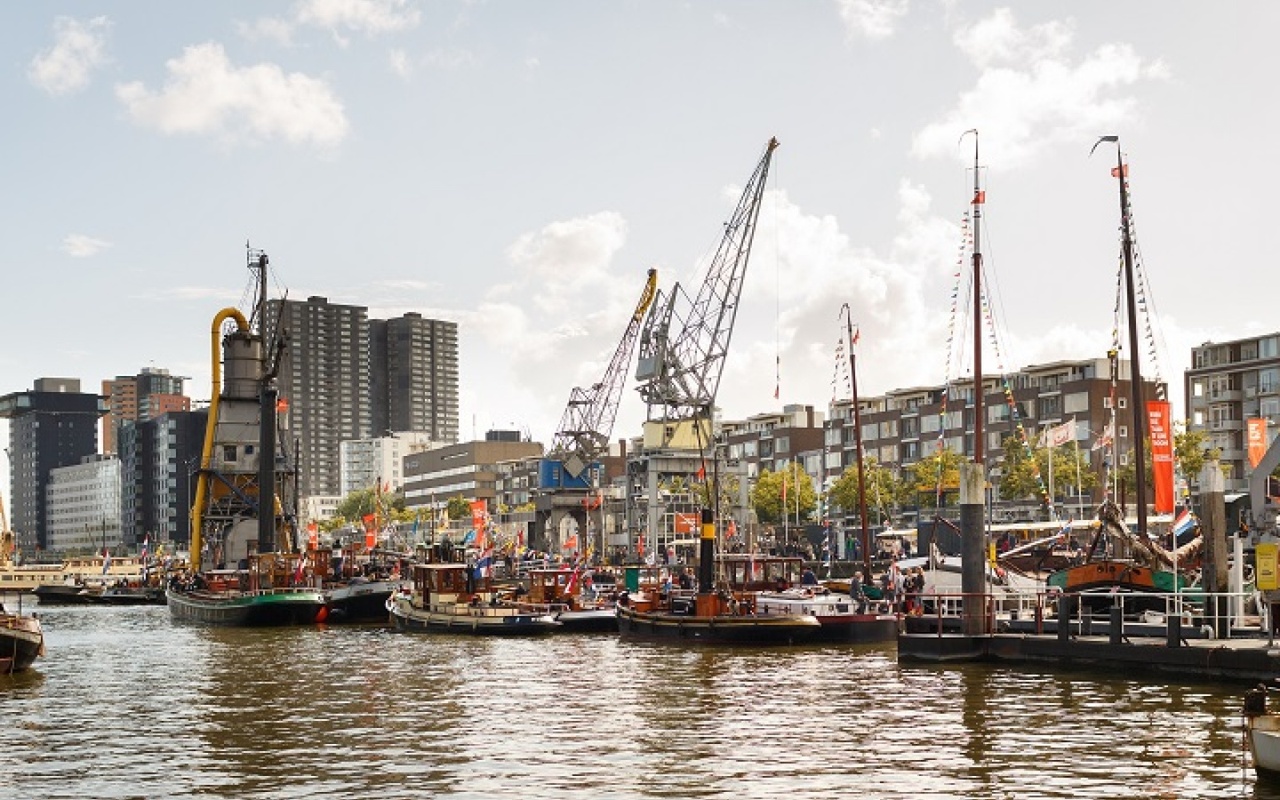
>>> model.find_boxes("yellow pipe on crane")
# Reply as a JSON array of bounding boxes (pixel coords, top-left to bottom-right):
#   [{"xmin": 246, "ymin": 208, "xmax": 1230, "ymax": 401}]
[{"xmin": 190, "ymin": 308, "xmax": 250, "ymax": 573}]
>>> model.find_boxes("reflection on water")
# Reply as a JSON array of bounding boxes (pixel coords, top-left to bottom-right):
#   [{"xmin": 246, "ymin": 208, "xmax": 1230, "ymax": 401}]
[{"xmin": 0, "ymin": 604, "xmax": 1265, "ymax": 799}]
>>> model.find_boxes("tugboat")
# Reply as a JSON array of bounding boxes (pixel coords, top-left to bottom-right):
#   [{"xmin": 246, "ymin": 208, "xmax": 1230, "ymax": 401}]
[
  {"xmin": 387, "ymin": 554, "xmax": 560, "ymax": 636},
  {"xmin": 166, "ymin": 247, "xmax": 325, "ymax": 626},
  {"xmin": 615, "ymin": 511, "xmax": 821, "ymax": 645}
]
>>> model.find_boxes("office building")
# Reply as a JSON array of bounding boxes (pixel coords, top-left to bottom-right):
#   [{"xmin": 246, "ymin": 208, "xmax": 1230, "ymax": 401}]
[
  {"xmin": 0, "ymin": 378, "xmax": 107, "ymax": 553},
  {"xmin": 371, "ymin": 313, "xmax": 459, "ymax": 443},
  {"xmin": 101, "ymin": 367, "xmax": 190, "ymax": 455},
  {"xmin": 267, "ymin": 296, "xmax": 371, "ymax": 499},
  {"xmin": 46, "ymin": 454, "xmax": 122, "ymax": 555}
]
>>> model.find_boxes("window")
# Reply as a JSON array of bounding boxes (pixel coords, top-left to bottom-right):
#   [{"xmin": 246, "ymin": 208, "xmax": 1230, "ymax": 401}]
[
  {"xmin": 1261, "ymin": 368, "xmax": 1280, "ymax": 394},
  {"xmin": 1262, "ymin": 337, "xmax": 1279, "ymax": 358},
  {"xmin": 1192, "ymin": 381, "xmax": 1203, "ymax": 398},
  {"xmin": 1064, "ymin": 392, "xmax": 1089, "ymax": 414}
]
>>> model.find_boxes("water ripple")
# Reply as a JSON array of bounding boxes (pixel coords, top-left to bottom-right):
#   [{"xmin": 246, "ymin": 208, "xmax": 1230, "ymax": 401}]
[{"xmin": 0, "ymin": 607, "xmax": 1265, "ymax": 799}]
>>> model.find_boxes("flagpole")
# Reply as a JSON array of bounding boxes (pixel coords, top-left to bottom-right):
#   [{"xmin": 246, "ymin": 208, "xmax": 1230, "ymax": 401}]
[{"xmin": 1074, "ymin": 434, "xmax": 1084, "ymax": 519}]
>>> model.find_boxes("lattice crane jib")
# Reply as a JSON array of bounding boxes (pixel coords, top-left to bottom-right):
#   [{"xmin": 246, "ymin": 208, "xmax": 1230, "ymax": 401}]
[
  {"xmin": 551, "ymin": 268, "xmax": 660, "ymax": 473},
  {"xmin": 635, "ymin": 137, "xmax": 778, "ymax": 422}
]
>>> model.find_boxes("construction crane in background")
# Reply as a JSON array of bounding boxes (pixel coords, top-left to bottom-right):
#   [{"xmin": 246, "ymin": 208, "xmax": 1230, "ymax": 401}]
[
  {"xmin": 535, "ymin": 268, "xmax": 660, "ymax": 554},
  {"xmin": 629, "ymin": 137, "xmax": 779, "ymax": 589},
  {"xmin": 635, "ymin": 136, "xmax": 779, "ymax": 440}
]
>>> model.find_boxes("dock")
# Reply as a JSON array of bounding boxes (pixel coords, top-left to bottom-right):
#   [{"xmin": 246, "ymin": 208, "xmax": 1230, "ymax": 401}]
[{"xmin": 899, "ymin": 591, "xmax": 1280, "ymax": 683}]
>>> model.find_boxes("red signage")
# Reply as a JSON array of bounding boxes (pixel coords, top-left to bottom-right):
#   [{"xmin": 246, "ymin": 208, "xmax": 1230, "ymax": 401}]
[{"xmin": 1147, "ymin": 400, "xmax": 1174, "ymax": 514}]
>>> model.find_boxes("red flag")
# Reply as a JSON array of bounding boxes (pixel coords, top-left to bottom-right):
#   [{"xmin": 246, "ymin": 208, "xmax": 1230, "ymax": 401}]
[
  {"xmin": 1111, "ymin": 165, "xmax": 1129, "ymax": 178},
  {"xmin": 275, "ymin": 397, "xmax": 289, "ymax": 412},
  {"xmin": 852, "ymin": 327, "xmax": 860, "ymax": 346},
  {"xmin": 972, "ymin": 190, "xmax": 986, "ymax": 204},
  {"xmin": 696, "ymin": 464, "xmax": 706, "ymax": 481}
]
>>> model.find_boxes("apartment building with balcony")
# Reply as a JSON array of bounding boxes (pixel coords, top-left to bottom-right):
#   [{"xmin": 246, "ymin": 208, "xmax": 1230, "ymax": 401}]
[
  {"xmin": 1185, "ymin": 332, "xmax": 1280, "ymax": 492},
  {"xmin": 824, "ymin": 357, "xmax": 1164, "ymax": 514}
]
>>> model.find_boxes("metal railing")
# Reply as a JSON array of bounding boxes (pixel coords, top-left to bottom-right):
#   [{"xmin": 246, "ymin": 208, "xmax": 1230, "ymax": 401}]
[{"xmin": 909, "ymin": 588, "xmax": 1269, "ymax": 642}]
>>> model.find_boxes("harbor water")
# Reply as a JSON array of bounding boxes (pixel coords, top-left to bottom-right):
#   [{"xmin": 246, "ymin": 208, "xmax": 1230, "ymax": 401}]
[{"xmin": 1, "ymin": 601, "xmax": 1275, "ymax": 799}]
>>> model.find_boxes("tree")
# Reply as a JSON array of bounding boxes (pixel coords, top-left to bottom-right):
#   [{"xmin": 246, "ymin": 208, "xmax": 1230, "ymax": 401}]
[
  {"xmin": 998, "ymin": 435, "xmax": 1097, "ymax": 505},
  {"xmin": 828, "ymin": 457, "xmax": 901, "ymax": 525},
  {"xmin": 446, "ymin": 496, "xmax": 473, "ymax": 521},
  {"xmin": 750, "ymin": 462, "xmax": 818, "ymax": 525},
  {"xmin": 1116, "ymin": 425, "xmax": 1223, "ymax": 502},
  {"xmin": 1174, "ymin": 424, "xmax": 1222, "ymax": 489},
  {"xmin": 902, "ymin": 446, "xmax": 966, "ymax": 509}
]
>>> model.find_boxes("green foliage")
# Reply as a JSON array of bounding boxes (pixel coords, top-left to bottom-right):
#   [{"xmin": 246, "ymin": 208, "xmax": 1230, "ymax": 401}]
[
  {"xmin": 828, "ymin": 457, "xmax": 901, "ymax": 523},
  {"xmin": 751, "ymin": 462, "xmax": 818, "ymax": 524},
  {"xmin": 903, "ymin": 446, "xmax": 966, "ymax": 508},
  {"xmin": 1115, "ymin": 426, "xmax": 1224, "ymax": 499},
  {"xmin": 997, "ymin": 435, "xmax": 1098, "ymax": 503},
  {"xmin": 446, "ymin": 496, "xmax": 473, "ymax": 520}
]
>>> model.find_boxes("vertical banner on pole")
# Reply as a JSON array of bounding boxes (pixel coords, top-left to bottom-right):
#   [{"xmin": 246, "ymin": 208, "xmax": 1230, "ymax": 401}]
[
  {"xmin": 1249, "ymin": 418, "xmax": 1269, "ymax": 469},
  {"xmin": 1147, "ymin": 400, "xmax": 1174, "ymax": 514}
]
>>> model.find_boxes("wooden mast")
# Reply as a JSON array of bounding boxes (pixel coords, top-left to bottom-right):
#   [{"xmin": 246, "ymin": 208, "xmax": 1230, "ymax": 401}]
[
  {"xmin": 1094, "ymin": 135, "xmax": 1148, "ymax": 536},
  {"xmin": 841, "ymin": 304, "xmax": 873, "ymax": 580}
]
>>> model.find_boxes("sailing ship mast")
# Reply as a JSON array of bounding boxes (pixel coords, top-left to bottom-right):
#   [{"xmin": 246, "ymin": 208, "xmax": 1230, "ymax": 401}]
[
  {"xmin": 965, "ymin": 129, "xmax": 985, "ymax": 470},
  {"xmin": 1093, "ymin": 135, "xmax": 1149, "ymax": 535},
  {"xmin": 840, "ymin": 303, "xmax": 872, "ymax": 580}
]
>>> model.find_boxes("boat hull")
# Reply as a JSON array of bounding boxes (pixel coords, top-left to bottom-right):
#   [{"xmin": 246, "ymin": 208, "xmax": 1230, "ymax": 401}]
[
  {"xmin": 1046, "ymin": 561, "xmax": 1186, "ymax": 614},
  {"xmin": 0, "ymin": 613, "xmax": 45, "ymax": 673},
  {"xmin": 554, "ymin": 606, "xmax": 618, "ymax": 633},
  {"xmin": 33, "ymin": 585, "xmax": 97, "ymax": 605},
  {"xmin": 1250, "ymin": 714, "xmax": 1280, "ymax": 780},
  {"xmin": 88, "ymin": 587, "xmax": 167, "ymax": 606},
  {"xmin": 325, "ymin": 580, "xmax": 400, "ymax": 623},
  {"xmin": 166, "ymin": 587, "xmax": 326, "ymax": 626},
  {"xmin": 753, "ymin": 590, "xmax": 899, "ymax": 643},
  {"xmin": 615, "ymin": 606, "xmax": 821, "ymax": 645},
  {"xmin": 386, "ymin": 594, "xmax": 561, "ymax": 635}
]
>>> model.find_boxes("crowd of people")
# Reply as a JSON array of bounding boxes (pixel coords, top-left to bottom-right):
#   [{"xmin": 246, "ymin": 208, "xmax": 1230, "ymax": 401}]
[{"xmin": 845, "ymin": 561, "xmax": 928, "ymax": 614}]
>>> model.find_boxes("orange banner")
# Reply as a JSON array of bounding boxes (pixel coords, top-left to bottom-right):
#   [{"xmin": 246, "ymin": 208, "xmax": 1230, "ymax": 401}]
[
  {"xmin": 674, "ymin": 512, "xmax": 699, "ymax": 534},
  {"xmin": 1249, "ymin": 418, "xmax": 1269, "ymax": 469},
  {"xmin": 1147, "ymin": 400, "xmax": 1174, "ymax": 514},
  {"xmin": 307, "ymin": 521, "xmax": 318, "ymax": 550}
]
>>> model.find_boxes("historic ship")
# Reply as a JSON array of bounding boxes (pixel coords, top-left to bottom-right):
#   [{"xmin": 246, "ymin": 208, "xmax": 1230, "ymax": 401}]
[{"xmin": 166, "ymin": 248, "xmax": 325, "ymax": 625}]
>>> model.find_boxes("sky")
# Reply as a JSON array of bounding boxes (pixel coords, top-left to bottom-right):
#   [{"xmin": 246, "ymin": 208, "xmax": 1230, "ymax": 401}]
[{"xmin": 3, "ymin": 1, "xmax": 1278, "ymax": 509}]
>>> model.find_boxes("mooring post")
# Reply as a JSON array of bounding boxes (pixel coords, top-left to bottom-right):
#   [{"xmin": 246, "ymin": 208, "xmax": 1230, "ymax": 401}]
[{"xmin": 959, "ymin": 463, "xmax": 987, "ymax": 637}]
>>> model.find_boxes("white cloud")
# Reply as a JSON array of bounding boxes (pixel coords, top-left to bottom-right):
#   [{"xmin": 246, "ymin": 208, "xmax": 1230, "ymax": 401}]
[
  {"xmin": 501, "ymin": 212, "xmax": 629, "ymax": 317},
  {"xmin": 912, "ymin": 9, "xmax": 1169, "ymax": 167},
  {"xmin": 295, "ymin": 0, "xmax": 422, "ymax": 37},
  {"xmin": 236, "ymin": 17, "xmax": 296, "ymax": 46},
  {"xmin": 389, "ymin": 48, "xmax": 412, "ymax": 77},
  {"xmin": 952, "ymin": 7, "xmax": 1072, "ymax": 69},
  {"xmin": 115, "ymin": 43, "xmax": 349, "ymax": 148},
  {"xmin": 28, "ymin": 16, "xmax": 110, "ymax": 96},
  {"xmin": 61, "ymin": 234, "xmax": 112, "ymax": 257},
  {"xmin": 836, "ymin": 0, "xmax": 909, "ymax": 41}
]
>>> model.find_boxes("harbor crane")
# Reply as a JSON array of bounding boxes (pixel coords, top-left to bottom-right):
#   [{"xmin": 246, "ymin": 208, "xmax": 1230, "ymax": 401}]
[
  {"xmin": 630, "ymin": 137, "xmax": 779, "ymax": 589},
  {"xmin": 635, "ymin": 137, "xmax": 779, "ymax": 432},
  {"xmin": 535, "ymin": 268, "xmax": 660, "ymax": 554}
]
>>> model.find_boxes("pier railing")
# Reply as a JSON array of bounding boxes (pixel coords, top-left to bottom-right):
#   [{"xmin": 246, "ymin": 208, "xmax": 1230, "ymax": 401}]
[{"xmin": 910, "ymin": 588, "xmax": 1271, "ymax": 643}]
